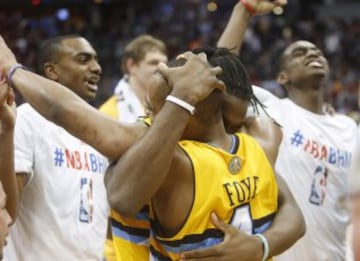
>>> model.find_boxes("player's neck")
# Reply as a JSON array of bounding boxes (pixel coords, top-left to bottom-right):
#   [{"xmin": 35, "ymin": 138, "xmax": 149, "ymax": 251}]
[
  {"xmin": 287, "ymin": 86, "xmax": 325, "ymax": 114},
  {"xmin": 205, "ymin": 123, "xmax": 233, "ymax": 152},
  {"xmin": 208, "ymin": 133, "xmax": 235, "ymax": 152}
]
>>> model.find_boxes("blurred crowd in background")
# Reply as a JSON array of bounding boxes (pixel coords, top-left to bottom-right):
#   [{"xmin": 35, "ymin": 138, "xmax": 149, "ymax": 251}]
[{"xmin": 0, "ymin": 0, "xmax": 359, "ymax": 114}]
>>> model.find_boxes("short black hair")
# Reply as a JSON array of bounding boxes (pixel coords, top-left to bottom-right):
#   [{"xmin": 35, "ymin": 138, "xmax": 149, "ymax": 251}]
[{"xmin": 37, "ymin": 34, "xmax": 81, "ymax": 75}]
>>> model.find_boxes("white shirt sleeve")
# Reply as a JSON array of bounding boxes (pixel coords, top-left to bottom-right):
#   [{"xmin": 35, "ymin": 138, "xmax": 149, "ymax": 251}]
[
  {"xmin": 14, "ymin": 105, "xmax": 35, "ymax": 183},
  {"xmin": 245, "ymin": 85, "xmax": 281, "ymax": 119},
  {"xmin": 252, "ymin": 85, "xmax": 280, "ymax": 104}
]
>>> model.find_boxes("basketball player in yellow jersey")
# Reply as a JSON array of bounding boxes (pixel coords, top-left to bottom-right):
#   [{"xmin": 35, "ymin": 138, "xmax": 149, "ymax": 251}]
[{"xmin": 105, "ymin": 47, "xmax": 301, "ymax": 260}]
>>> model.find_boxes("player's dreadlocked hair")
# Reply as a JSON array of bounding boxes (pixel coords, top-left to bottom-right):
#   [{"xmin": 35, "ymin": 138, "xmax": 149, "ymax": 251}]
[{"xmin": 192, "ymin": 46, "xmax": 265, "ymax": 115}]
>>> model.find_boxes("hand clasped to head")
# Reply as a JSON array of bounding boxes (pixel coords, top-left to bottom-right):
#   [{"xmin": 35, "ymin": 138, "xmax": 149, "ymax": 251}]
[{"xmin": 157, "ymin": 52, "xmax": 225, "ymax": 106}]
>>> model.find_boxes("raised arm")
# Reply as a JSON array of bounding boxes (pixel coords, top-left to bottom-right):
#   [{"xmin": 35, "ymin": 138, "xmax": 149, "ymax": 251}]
[
  {"xmin": 0, "ymin": 82, "xmax": 18, "ymax": 220},
  {"xmin": 0, "ymin": 36, "xmax": 143, "ymax": 161},
  {"xmin": 105, "ymin": 53, "xmax": 225, "ymax": 217},
  {"xmin": 218, "ymin": 0, "xmax": 287, "ymax": 54}
]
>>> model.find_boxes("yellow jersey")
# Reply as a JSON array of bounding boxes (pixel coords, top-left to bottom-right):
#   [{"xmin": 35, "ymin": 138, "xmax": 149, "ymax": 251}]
[
  {"xmin": 149, "ymin": 133, "xmax": 278, "ymax": 260},
  {"xmin": 110, "ymin": 206, "xmax": 150, "ymax": 261},
  {"xmin": 99, "ymin": 96, "xmax": 119, "ymax": 120}
]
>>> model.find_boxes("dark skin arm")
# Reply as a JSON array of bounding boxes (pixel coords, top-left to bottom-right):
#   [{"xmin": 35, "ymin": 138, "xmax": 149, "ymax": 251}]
[
  {"xmin": 105, "ymin": 53, "xmax": 225, "ymax": 217},
  {"xmin": 0, "ymin": 83, "xmax": 18, "ymax": 221},
  {"xmin": 243, "ymin": 116, "xmax": 305, "ymax": 256},
  {"xmin": 217, "ymin": 0, "xmax": 287, "ymax": 54},
  {"xmin": 0, "ymin": 35, "xmax": 145, "ymax": 161},
  {"xmin": 105, "ymin": 103, "xmax": 191, "ymax": 217}
]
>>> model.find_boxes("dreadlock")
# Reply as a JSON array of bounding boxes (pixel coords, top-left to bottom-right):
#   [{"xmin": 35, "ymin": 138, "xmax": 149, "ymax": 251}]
[{"xmin": 192, "ymin": 46, "xmax": 266, "ymax": 116}]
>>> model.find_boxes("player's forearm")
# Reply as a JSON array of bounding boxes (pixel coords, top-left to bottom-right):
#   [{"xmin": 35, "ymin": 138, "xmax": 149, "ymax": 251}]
[
  {"xmin": 264, "ymin": 201, "xmax": 305, "ymax": 257},
  {"xmin": 106, "ymin": 103, "xmax": 190, "ymax": 217},
  {"xmin": 10, "ymin": 69, "xmax": 136, "ymax": 159},
  {"xmin": 217, "ymin": 2, "xmax": 251, "ymax": 54},
  {"xmin": 264, "ymin": 176, "xmax": 305, "ymax": 257},
  {"xmin": 0, "ymin": 129, "xmax": 18, "ymax": 220}
]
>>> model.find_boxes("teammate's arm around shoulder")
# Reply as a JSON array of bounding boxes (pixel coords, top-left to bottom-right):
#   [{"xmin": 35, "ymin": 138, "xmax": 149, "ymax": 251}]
[{"xmin": 244, "ymin": 115, "xmax": 306, "ymax": 257}]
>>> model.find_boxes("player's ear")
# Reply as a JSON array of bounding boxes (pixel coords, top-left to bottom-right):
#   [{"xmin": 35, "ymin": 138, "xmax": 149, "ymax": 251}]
[
  {"xmin": 44, "ymin": 63, "xmax": 59, "ymax": 81},
  {"xmin": 277, "ymin": 71, "xmax": 288, "ymax": 87}
]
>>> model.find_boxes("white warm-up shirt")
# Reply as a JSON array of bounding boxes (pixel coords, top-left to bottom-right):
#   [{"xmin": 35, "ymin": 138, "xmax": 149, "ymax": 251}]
[
  {"xmin": 4, "ymin": 104, "xmax": 109, "ymax": 261},
  {"xmin": 253, "ymin": 86, "xmax": 358, "ymax": 261},
  {"xmin": 349, "ymin": 127, "xmax": 360, "ymax": 195}
]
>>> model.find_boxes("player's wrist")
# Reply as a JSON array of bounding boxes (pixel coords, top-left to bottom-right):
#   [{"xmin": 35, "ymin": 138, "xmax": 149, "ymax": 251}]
[
  {"xmin": 165, "ymin": 95, "xmax": 196, "ymax": 115},
  {"xmin": 169, "ymin": 88, "xmax": 198, "ymax": 106},
  {"xmin": 239, "ymin": 0, "xmax": 259, "ymax": 16},
  {"xmin": 6, "ymin": 63, "xmax": 28, "ymax": 88},
  {"xmin": 254, "ymin": 233, "xmax": 269, "ymax": 261},
  {"xmin": 0, "ymin": 121, "xmax": 15, "ymax": 133}
]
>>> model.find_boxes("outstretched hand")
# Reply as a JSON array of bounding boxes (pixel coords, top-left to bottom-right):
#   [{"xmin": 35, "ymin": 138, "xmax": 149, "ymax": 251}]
[
  {"xmin": 247, "ymin": 0, "xmax": 288, "ymax": 15},
  {"xmin": 157, "ymin": 52, "xmax": 225, "ymax": 106},
  {"xmin": 179, "ymin": 213, "xmax": 263, "ymax": 261}
]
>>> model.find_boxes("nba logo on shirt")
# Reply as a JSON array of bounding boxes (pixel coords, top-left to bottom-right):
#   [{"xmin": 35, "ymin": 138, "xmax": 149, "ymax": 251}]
[
  {"xmin": 79, "ymin": 177, "xmax": 94, "ymax": 223},
  {"xmin": 309, "ymin": 166, "xmax": 328, "ymax": 206}
]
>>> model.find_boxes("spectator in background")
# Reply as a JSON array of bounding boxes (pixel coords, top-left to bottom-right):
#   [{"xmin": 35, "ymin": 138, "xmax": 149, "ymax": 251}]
[
  {"xmin": 99, "ymin": 34, "xmax": 167, "ymax": 122},
  {"xmin": 3, "ymin": 35, "xmax": 109, "ymax": 261}
]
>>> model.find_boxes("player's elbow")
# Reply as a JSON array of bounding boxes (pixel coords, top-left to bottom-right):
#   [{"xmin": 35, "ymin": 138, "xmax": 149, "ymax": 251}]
[
  {"xmin": 289, "ymin": 201, "xmax": 306, "ymax": 242},
  {"xmin": 107, "ymin": 191, "xmax": 140, "ymax": 218},
  {"xmin": 297, "ymin": 210, "xmax": 306, "ymax": 239},
  {"xmin": 104, "ymin": 172, "xmax": 139, "ymax": 218}
]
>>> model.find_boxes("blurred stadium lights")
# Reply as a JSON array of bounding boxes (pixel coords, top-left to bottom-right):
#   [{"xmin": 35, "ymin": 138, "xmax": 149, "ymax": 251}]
[
  {"xmin": 207, "ymin": 1, "xmax": 217, "ymax": 12},
  {"xmin": 56, "ymin": 8, "xmax": 70, "ymax": 21},
  {"xmin": 31, "ymin": 0, "xmax": 41, "ymax": 5},
  {"xmin": 272, "ymin": 6, "xmax": 284, "ymax": 16},
  {"xmin": 0, "ymin": 0, "xmax": 133, "ymax": 7}
]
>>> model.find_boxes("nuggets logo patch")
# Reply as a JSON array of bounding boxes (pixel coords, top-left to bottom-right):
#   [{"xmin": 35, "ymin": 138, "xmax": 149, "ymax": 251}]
[{"xmin": 228, "ymin": 156, "xmax": 241, "ymax": 175}]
